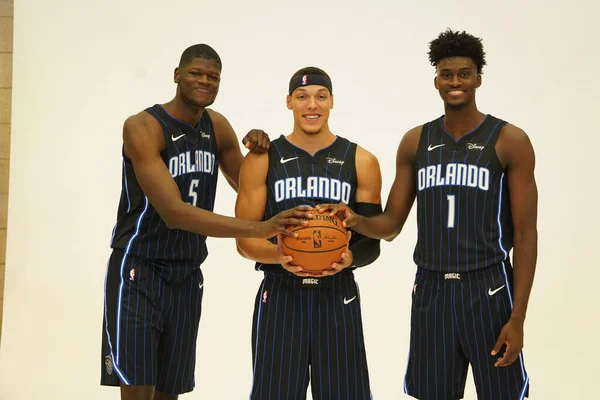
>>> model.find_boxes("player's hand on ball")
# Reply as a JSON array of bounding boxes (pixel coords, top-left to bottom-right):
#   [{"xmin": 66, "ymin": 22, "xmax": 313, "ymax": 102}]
[
  {"xmin": 276, "ymin": 234, "xmax": 323, "ymax": 277},
  {"xmin": 314, "ymin": 202, "xmax": 357, "ymax": 228},
  {"xmin": 260, "ymin": 206, "xmax": 312, "ymax": 239},
  {"xmin": 242, "ymin": 129, "xmax": 271, "ymax": 152},
  {"xmin": 321, "ymin": 231, "xmax": 353, "ymax": 276},
  {"xmin": 491, "ymin": 317, "xmax": 524, "ymax": 367}
]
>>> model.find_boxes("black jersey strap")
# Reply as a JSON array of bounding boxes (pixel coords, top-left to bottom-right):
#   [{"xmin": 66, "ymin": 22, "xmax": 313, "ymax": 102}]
[{"xmin": 349, "ymin": 202, "xmax": 383, "ymax": 268}]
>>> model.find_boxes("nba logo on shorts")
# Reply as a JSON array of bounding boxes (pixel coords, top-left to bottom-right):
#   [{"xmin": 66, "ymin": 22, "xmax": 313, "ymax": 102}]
[
  {"xmin": 263, "ymin": 290, "xmax": 268, "ymax": 303},
  {"xmin": 302, "ymin": 75, "xmax": 307, "ymax": 85},
  {"xmin": 130, "ymin": 268, "xmax": 136, "ymax": 281}
]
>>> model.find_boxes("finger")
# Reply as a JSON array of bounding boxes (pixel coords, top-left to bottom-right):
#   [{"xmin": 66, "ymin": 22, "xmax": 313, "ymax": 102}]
[
  {"xmin": 261, "ymin": 134, "xmax": 270, "ymax": 150},
  {"xmin": 315, "ymin": 204, "xmax": 334, "ymax": 212},
  {"xmin": 495, "ymin": 343, "xmax": 517, "ymax": 367},
  {"xmin": 279, "ymin": 228, "xmax": 299, "ymax": 237},
  {"xmin": 491, "ymin": 333, "xmax": 506, "ymax": 356},
  {"xmin": 328, "ymin": 205, "xmax": 345, "ymax": 216},
  {"xmin": 291, "ymin": 210, "xmax": 313, "ymax": 219},
  {"xmin": 282, "ymin": 218, "xmax": 309, "ymax": 228},
  {"xmin": 346, "ymin": 230, "xmax": 352, "ymax": 243}
]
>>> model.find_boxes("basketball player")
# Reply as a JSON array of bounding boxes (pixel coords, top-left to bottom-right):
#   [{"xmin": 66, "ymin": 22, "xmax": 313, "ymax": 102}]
[
  {"xmin": 318, "ymin": 30, "xmax": 537, "ymax": 399},
  {"xmin": 235, "ymin": 67, "xmax": 383, "ymax": 400},
  {"xmin": 101, "ymin": 44, "xmax": 311, "ymax": 400}
]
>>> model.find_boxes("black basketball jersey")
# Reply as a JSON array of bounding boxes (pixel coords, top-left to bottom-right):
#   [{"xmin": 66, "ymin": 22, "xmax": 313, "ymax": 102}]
[
  {"xmin": 110, "ymin": 104, "xmax": 219, "ymax": 264},
  {"xmin": 258, "ymin": 135, "xmax": 358, "ymax": 271},
  {"xmin": 413, "ymin": 115, "xmax": 513, "ymax": 273}
]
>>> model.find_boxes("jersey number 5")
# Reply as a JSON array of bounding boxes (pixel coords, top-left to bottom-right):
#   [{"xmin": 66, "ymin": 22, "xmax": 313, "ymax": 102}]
[{"xmin": 188, "ymin": 179, "xmax": 199, "ymax": 206}]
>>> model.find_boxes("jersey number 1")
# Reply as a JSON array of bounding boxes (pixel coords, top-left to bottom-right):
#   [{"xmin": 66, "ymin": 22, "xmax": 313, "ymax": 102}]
[
  {"xmin": 188, "ymin": 179, "xmax": 199, "ymax": 206},
  {"xmin": 446, "ymin": 194, "xmax": 455, "ymax": 228}
]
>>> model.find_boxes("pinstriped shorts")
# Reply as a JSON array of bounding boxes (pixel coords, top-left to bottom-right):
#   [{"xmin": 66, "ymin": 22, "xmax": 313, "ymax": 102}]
[
  {"xmin": 101, "ymin": 249, "xmax": 204, "ymax": 395},
  {"xmin": 404, "ymin": 262, "xmax": 529, "ymax": 400}
]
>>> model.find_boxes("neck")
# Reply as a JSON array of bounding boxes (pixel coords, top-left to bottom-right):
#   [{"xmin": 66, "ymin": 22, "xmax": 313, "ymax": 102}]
[
  {"xmin": 162, "ymin": 96, "xmax": 205, "ymax": 126},
  {"xmin": 288, "ymin": 125, "xmax": 336, "ymax": 155},
  {"xmin": 442, "ymin": 103, "xmax": 486, "ymax": 140}
]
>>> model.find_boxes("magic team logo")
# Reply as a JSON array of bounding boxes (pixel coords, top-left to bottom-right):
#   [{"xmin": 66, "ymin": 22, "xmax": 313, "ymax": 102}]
[
  {"xmin": 302, "ymin": 75, "xmax": 307, "ymax": 85},
  {"xmin": 105, "ymin": 355, "xmax": 113, "ymax": 375}
]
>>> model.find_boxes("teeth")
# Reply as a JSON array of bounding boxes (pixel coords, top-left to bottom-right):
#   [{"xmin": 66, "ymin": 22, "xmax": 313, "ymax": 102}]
[
  {"xmin": 305, "ymin": 115, "xmax": 319, "ymax": 119},
  {"xmin": 449, "ymin": 90, "xmax": 463, "ymax": 95}
]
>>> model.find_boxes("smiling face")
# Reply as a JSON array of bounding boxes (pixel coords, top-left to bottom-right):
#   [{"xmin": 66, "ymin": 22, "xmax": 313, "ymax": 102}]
[
  {"xmin": 434, "ymin": 56, "xmax": 481, "ymax": 110},
  {"xmin": 286, "ymin": 85, "xmax": 334, "ymax": 135},
  {"xmin": 174, "ymin": 57, "xmax": 221, "ymax": 109}
]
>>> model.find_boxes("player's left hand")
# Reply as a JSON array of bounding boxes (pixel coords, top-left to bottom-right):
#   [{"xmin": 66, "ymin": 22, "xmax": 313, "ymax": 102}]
[
  {"xmin": 491, "ymin": 317, "xmax": 524, "ymax": 367},
  {"xmin": 320, "ymin": 231, "xmax": 353, "ymax": 277},
  {"xmin": 242, "ymin": 129, "xmax": 270, "ymax": 153}
]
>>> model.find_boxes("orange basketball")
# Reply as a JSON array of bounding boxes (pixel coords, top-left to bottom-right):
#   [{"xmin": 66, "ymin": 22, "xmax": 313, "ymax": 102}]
[{"xmin": 282, "ymin": 213, "xmax": 349, "ymax": 271}]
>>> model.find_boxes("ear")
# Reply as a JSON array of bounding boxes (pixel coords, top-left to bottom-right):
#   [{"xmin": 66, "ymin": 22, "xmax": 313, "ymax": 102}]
[
  {"xmin": 476, "ymin": 74, "xmax": 482, "ymax": 88},
  {"xmin": 174, "ymin": 67, "xmax": 181, "ymax": 84},
  {"xmin": 434, "ymin": 76, "xmax": 439, "ymax": 90},
  {"xmin": 286, "ymin": 95, "xmax": 292, "ymax": 110},
  {"xmin": 330, "ymin": 94, "xmax": 334, "ymax": 109}
]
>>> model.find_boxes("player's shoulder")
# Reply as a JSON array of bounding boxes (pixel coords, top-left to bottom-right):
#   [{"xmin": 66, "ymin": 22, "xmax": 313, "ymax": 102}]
[
  {"xmin": 123, "ymin": 110, "xmax": 162, "ymax": 137},
  {"xmin": 355, "ymin": 144, "xmax": 380, "ymax": 171},
  {"xmin": 499, "ymin": 122, "xmax": 530, "ymax": 142},
  {"xmin": 497, "ymin": 122, "xmax": 534, "ymax": 152},
  {"xmin": 205, "ymin": 108, "xmax": 231, "ymax": 128},
  {"xmin": 400, "ymin": 124, "xmax": 424, "ymax": 150}
]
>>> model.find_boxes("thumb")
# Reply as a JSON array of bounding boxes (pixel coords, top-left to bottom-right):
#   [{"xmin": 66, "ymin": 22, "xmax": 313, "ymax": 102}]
[{"xmin": 491, "ymin": 330, "xmax": 506, "ymax": 355}]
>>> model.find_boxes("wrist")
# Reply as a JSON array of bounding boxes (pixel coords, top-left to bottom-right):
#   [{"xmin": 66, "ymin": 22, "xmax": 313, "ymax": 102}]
[{"xmin": 509, "ymin": 313, "xmax": 526, "ymax": 325}]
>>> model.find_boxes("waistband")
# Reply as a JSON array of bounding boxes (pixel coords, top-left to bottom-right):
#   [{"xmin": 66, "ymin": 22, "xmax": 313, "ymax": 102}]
[
  {"xmin": 261, "ymin": 264, "xmax": 355, "ymax": 288},
  {"xmin": 416, "ymin": 261, "xmax": 513, "ymax": 282}
]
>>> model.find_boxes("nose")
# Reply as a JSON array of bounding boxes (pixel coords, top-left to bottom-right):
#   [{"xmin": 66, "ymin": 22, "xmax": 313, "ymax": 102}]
[
  {"xmin": 449, "ymin": 74, "xmax": 461, "ymax": 87},
  {"xmin": 197, "ymin": 74, "xmax": 210, "ymax": 85},
  {"xmin": 307, "ymin": 96, "xmax": 317, "ymax": 109}
]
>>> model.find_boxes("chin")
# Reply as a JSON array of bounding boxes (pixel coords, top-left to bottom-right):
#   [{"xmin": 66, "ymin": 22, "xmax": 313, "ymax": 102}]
[
  {"xmin": 302, "ymin": 126, "xmax": 322, "ymax": 135},
  {"xmin": 445, "ymin": 100, "xmax": 469, "ymax": 110}
]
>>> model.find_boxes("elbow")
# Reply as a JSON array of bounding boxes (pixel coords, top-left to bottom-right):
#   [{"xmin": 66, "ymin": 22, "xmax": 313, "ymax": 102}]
[
  {"xmin": 236, "ymin": 240, "xmax": 252, "ymax": 260},
  {"xmin": 159, "ymin": 204, "xmax": 186, "ymax": 230},
  {"xmin": 236, "ymin": 241, "xmax": 247, "ymax": 258}
]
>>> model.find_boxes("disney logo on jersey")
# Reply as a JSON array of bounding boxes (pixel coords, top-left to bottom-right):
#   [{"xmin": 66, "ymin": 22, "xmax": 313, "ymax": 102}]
[
  {"xmin": 326, "ymin": 157, "xmax": 344, "ymax": 165},
  {"xmin": 274, "ymin": 177, "xmax": 352, "ymax": 203},
  {"xmin": 467, "ymin": 143, "xmax": 485, "ymax": 151},
  {"xmin": 168, "ymin": 150, "xmax": 216, "ymax": 178},
  {"xmin": 200, "ymin": 131, "xmax": 211, "ymax": 139},
  {"xmin": 418, "ymin": 163, "xmax": 490, "ymax": 191}
]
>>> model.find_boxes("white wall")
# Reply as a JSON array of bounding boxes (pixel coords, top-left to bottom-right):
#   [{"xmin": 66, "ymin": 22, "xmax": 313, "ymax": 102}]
[{"xmin": 1, "ymin": 0, "xmax": 598, "ymax": 398}]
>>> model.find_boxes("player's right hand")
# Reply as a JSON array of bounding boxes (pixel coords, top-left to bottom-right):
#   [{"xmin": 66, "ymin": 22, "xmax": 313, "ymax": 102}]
[
  {"xmin": 314, "ymin": 202, "xmax": 358, "ymax": 228},
  {"xmin": 276, "ymin": 234, "xmax": 324, "ymax": 277},
  {"xmin": 258, "ymin": 205, "xmax": 313, "ymax": 238}
]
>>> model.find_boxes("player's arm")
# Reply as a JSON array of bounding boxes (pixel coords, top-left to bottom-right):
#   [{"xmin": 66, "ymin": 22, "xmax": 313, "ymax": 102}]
[
  {"xmin": 234, "ymin": 153, "xmax": 311, "ymax": 273},
  {"xmin": 491, "ymin": 124, "xmax": 538, "ymax": 366},
  {"xmin": 347, "ymin": 146, "xmax": 383, "ymax": 267},
  {"xmin": 322, "ymin": 127, "xmax": 419, "ymax": 240},
  {"xmin": 208, "ymin": 109, "xmax": 270, "ymax": 192},
  {"xmin": 123, "ymin": 112, "xmax": 306, "ymax": 238},
  {"xmin": 234, "ymin": 152, "xmax": 280, "ymax": 263}
]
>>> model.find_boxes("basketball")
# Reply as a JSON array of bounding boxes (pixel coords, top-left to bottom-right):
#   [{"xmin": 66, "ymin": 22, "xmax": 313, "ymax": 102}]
[{"xmin": 282, "ymin": 213, "xmax": 349, "ymax": 271}]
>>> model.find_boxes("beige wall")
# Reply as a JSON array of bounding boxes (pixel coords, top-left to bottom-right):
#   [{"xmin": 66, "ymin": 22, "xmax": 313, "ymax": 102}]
[{"xmin": 0, "ymin": 0, "xmax": 13, "ymax": 341}]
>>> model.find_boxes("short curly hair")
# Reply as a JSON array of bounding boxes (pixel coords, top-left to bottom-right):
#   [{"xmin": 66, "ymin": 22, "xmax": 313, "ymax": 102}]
[{"xmin": 428, "ymin": 29, "xmax": 486, "ymax": 73}]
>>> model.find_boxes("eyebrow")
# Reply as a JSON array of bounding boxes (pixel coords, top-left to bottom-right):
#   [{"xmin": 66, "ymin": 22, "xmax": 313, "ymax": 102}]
[
  {"xmin": 439, "ymin": 67, "xmax": 474, "ymax": 72},
  {"xmin": 295, "ymin": 88, "xmax": 329, "ymax": 93}
]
